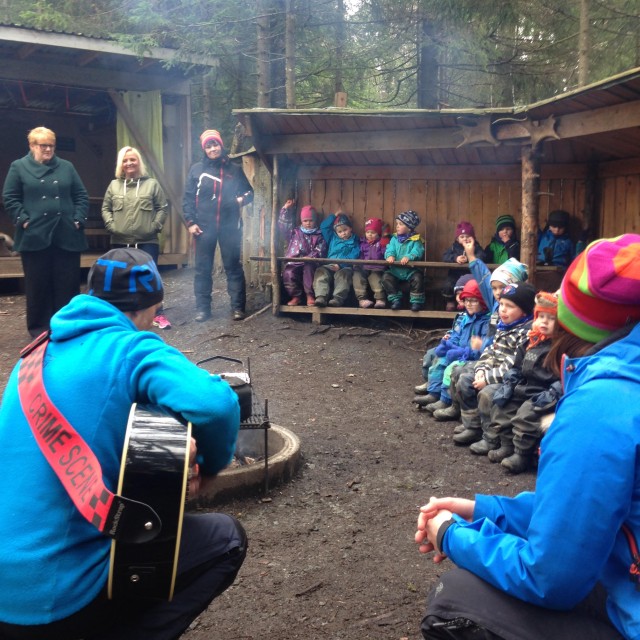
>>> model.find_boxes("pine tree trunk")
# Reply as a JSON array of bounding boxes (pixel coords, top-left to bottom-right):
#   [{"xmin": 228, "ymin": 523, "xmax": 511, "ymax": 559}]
[
  {"xmin": 417, "ymin": 19, "xmax": 438, "ymax": 109},
  {"xmin": 285, "ymin": 0, "xmax": 296, "ymax": 108},
  {"xmin": 578, "ymin": 0, "xmax": 589, "ymax": 86},
  {"xmin": 257, "ymin": 0, "xmax": 271, "ymax": 108}
]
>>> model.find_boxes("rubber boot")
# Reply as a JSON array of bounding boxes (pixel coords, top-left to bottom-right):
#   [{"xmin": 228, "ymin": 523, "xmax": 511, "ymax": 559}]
[
  {"xmin": 433, "ymin": 401, "xmax": 460, "ymax": 421},
  {"xmin": 487, "ymin": 438, "xmax": 515, "ymax": 463},
  {"xmin": 414, "ymin": 381, "xmax": 431, "ymax": 394},
  {"xmin": 469, "ymin": 437, "xmax": 499, "ymax": 455},
  {"xmin": 501, "ymin": 451, "xmax": 534, "ymax": 474},
  {"xmin": 413, "ymin": 393, "xmax": 439, "ymax": 406},
  {"xmin": 425, "ymin": 400, "xmax": 450, "ymax": 413},
  {"xmin": 453, "ymin": 409, "xmax": 482, "ymax": 445}
]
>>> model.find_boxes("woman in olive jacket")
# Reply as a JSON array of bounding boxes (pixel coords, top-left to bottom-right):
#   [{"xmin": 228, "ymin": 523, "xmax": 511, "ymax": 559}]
[
  {"xmin": 2, "ymin": 126, "xmax": 89, "ymax": 337},
  {"xmin": 101, "ymin": 146, "xmax": 170, "ymax": 329}
]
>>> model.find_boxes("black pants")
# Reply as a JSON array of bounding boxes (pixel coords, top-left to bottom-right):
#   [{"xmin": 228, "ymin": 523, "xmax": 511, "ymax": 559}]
[
  {"xmin": 0, "ymin": 513, "xmax": 247, "ymax": 640},
  {"xmin": 194, "ymin": 222, "xmax": 246, "ymax": 313},
  {"xmin": 422, "ymin": 568, "xmax": 623, "ymax": 640},
  {"xmin": 21, "ymin": 247, "xmax": 81, "ymax": 337}
]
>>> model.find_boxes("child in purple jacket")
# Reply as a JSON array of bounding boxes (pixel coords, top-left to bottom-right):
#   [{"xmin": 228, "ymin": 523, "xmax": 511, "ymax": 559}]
[
  {"xmin": 281, "ymin": 206, "xmax": 327, "ymax": 306},
  {"xmin": 353, "ymin": 217, "xmax": 387, "ymax": 308}
]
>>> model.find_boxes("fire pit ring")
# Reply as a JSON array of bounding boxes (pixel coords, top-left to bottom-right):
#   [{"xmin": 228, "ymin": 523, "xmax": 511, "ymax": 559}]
[{"xmin": 194, "ymin": 425, "xmax": 301, "ymax": 506}]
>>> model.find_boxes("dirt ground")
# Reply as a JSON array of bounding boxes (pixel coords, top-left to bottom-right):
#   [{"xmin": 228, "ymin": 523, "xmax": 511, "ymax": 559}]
[{"xmin": 0, "ymin": 267, "xmax": 535, "ymax": 640}]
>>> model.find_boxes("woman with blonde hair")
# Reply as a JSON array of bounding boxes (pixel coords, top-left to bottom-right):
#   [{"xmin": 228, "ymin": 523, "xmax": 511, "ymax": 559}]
[
  {"xmin": 2, "ymin": 126, "xmax": 89, "ymax": 337},
  {"xmin": 101, "ymin": 146, "xmax": 171, "ymax": 329}
]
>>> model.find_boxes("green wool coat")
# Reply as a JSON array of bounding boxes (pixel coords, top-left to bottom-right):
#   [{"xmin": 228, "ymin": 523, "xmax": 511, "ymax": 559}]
[{"xmin": 2, "ymin": 153, "xmax": 89, "ymax": 253}]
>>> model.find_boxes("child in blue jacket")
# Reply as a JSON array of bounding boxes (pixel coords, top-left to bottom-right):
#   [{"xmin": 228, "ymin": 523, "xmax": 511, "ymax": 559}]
[
  {"xmin": 417, "ymin": 278, "xmax": 491, "ymax": 414},
  {"xmin": 313, "ymin": 212, "xmax": 360, "ymax": 307},
  {"xmin": 537, "ymin": 209, "xmax": 574, "ymax": 267},
  {"xmin": 382, "ymin": 210, "xmax": 425, "ymax": 311}
]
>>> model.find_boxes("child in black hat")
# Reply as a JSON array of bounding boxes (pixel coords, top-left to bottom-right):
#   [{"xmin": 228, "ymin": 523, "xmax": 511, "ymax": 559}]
[{"xmin": 537, "ymin": 209, "xmax": 574, "ymax": 267}]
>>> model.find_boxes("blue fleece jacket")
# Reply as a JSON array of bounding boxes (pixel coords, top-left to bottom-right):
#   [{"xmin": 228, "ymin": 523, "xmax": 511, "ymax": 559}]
[
  {"xmin": 441, "ymin": 323, "xmax": 640, "ymax": 639},
  {"xmin": 320, "ymin": 213, "xmax": 360, "ymax": 267},
  {"xmin": 0, "ymin": 294, "xmax": 239, "ymax": 625}
]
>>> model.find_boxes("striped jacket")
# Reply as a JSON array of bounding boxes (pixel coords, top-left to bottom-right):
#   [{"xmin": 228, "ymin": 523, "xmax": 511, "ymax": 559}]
[{"xmin": 473, "ymin": 320, "xmax": 532, "ymax": 385}]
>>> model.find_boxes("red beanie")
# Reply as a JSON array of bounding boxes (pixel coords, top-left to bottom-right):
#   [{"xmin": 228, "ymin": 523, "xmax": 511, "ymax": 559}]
[
  {"xmin": 459, "ymin": 279, "xmax": 487, "ymax": 311},
  {"xmin": 455, "ymin": 221, "xmax": 475, "ymax": 238},
  {"xmin": 365, "ymin": 217, "xmax": 384, "ymax": 236},
  {"xmin": 200, "ymin": 129, "xmax": 224, "ymax": 149}
]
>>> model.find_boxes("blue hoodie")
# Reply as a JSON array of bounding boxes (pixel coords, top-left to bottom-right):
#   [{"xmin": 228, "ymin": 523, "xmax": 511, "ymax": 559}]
[{"xmin": 0, "ymin": 294, "xmax": 239, "ymax": 625}]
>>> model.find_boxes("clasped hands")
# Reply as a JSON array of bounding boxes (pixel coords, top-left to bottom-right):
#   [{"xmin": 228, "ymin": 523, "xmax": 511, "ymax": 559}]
[{"xmin": 415, "ymin": 496, "xmax": 475, "ymax": 563}]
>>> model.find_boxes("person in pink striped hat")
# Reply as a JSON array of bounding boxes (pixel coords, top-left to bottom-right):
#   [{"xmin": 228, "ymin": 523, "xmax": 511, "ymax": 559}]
[{"xmin": 415, "ymin": 234, "xmax": 640, "ymax": 640}]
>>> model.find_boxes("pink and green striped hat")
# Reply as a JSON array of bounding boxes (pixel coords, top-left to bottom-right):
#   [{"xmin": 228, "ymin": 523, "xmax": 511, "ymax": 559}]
[{"xmin": 558, "ymin": 234, "xmax": 640, "ymax": 343}]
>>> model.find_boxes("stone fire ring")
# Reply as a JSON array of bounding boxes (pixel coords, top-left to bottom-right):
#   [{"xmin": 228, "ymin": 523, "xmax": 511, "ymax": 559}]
[{"xmin": 194, "ymin": 425, "xmax": 301, "ymax": 506}]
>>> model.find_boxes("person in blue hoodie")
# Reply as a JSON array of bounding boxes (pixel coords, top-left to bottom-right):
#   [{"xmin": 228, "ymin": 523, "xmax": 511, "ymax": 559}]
[
  {"xmin": 415, "ymin": 234, "xmax": 640, "ymax": 640},
  {"xmin": 313, "ymin": 212, "xmax": 360, "ymax": 307},
  {"xmin": 0, "ymin": 248, "xmax": 247, "ymax": 640}
]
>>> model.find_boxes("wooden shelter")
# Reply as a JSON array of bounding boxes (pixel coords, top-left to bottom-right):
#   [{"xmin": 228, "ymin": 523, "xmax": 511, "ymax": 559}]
[
  {"xmin": 0, "ymin": 24, "xmax": 212, "ymax": 277},
  {"xmin": 235, "ymin": 67, "xmax": 640, "ymax": 319}
]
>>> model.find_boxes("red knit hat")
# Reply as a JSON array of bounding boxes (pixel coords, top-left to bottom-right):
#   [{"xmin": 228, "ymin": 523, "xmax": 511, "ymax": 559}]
[
  {"xmin": 459, "ymin": 279, "xmax": 487, "ymax": 311},
  {"xmin": 558, "ymin": 234, "xmax": 640, "ymax": 343},
  {"xmin": 455, "ymin": 221, "xmax": 475, "ymax": 238},
  {"xmin": 200, "ymin": 129, "xmax": 224, "ymax": 149},
  {"xmin": 365, "ymin": 217, "xmax": 384, "ymax": 236}
]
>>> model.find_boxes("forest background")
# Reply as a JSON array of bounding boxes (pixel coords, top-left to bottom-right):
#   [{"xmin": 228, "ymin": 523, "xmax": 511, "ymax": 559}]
[{"xmin": 3, "ymin": 0, "xmax": 640, "ymax": 147}]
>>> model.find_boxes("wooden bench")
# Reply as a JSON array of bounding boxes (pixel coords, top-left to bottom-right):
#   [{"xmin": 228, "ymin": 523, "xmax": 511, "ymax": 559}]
[
  {"xmin": 250, "ymin": 256, "xmax": 563, "ymax": 324},
  {"xmin": 0, "ymin": 252, "xmax": 188, "ymax": 279}
]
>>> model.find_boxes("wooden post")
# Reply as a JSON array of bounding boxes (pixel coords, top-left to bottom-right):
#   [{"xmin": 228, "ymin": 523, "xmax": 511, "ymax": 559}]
[
  {"xmin": 334, "ymin": 92, "xmax": 347, "ymax": 108},
  {"xmin": 521, "ymin": 145, "xmax": 540, "ymax": 283},
  {"xmin": 582, "ymin": 162, "xmax": 598, "ymax": 241},
  {"xmin": 271, "ymin": 155, "xmax": 281, "ymax": 312}
]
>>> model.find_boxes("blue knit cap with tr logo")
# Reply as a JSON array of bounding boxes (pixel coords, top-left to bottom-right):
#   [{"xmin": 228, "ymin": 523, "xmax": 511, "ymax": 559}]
[{"xmin": 88, "ymin": 247, "xmax": 164, "ymax": 312}]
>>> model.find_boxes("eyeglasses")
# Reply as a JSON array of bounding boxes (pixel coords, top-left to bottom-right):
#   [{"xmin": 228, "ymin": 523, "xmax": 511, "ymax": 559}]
[
  {"xmin": 463, "ymin": 298, "xmax": 481, "ymax": 305},
  {"xmin": 35, "ymin": 144, "xmax": 55, "ymax": 150}
]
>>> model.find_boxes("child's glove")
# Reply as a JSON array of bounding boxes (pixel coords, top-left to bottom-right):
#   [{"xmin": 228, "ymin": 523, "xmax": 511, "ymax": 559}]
[
  {"xmin": 531, "ymin": 381, "xmax": 563, "ymax": 412},
  {"xmin": 434, "ymin": 339, "xmax": 452, "ymax": 357},
  {"xmin": 445, "ymin": 346, "xmax": 469, "ymax": 364}
]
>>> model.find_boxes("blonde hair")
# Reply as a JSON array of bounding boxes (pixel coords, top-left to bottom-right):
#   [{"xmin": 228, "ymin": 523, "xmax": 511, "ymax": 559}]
[
  {"xmin": 114, "ymin": 146, "xmax": 148, "ymax": 179},
  {"xmin": 28, "ymin": 126, "xmax": 56, "ymax": 145}
]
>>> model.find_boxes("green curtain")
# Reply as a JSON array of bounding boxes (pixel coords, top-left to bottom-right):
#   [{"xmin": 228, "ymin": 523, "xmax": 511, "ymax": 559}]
[
  {"xmin": 116, "ymin": 90, "xmax": 166, "ymax": 250},
  {"xmin": 116, "ymin": 90, "xmax": 164, "ymax": 174}
]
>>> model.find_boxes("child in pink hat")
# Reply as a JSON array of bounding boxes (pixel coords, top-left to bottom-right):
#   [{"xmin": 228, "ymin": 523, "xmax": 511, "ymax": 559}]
[
  {"xmin": 281, "ymin": 205, "xmax": 327, "ymax": 306},
  {"xmin": 353, "ymin": 217, "xmax": 387, "ymax": 308},
  {"xmin": 441, "ymin": 220, "xmax": 487, "ymax": 311}
]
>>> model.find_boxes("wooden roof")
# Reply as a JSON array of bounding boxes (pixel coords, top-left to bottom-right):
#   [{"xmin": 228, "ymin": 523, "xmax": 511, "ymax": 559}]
[
  {"xmin": 0, "ymin": 24, "xmax": 215, "ymax": 118},
  {"xmin": 235, "ymin": 67, "xmax": 640, "ymax": 169}
]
